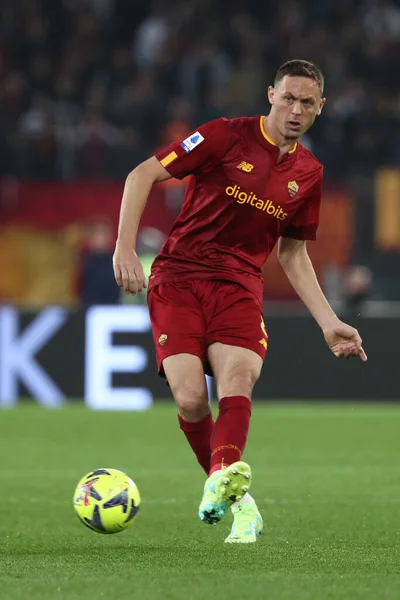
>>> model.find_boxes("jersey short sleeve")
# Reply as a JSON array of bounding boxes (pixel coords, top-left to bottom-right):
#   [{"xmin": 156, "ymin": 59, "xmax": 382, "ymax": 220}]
[
  {"xmin": 155, "ymin": 118, "xmax": 231, "ymax": 180},
  {"xmin": 282, "ymin": 168, "xmax": 323, "ymax": 241}
]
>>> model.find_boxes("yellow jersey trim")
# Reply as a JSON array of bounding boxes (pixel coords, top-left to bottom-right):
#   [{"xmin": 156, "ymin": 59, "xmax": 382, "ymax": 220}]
[
  {"xmin": 160, "ymin": 151, "xmax": 178, "ymax": 167},
  {"xmin": 260, "ymin": 116, "xmax": 297, "ymax": 154},
  {"xmin": 260, "ymin": 116, "xmax": 276, "ymax": 145}
]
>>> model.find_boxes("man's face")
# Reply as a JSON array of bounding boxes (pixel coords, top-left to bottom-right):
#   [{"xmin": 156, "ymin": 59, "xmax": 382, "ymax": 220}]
[{"xmin": 268, "ymin": 75, "xmax": 325, "ymax": 140}]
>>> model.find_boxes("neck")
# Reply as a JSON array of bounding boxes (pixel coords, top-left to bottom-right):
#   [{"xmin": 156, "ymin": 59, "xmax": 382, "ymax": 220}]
[{"xmin": 262, "ymin": 116, "xmax": 297, "ymax": 158}]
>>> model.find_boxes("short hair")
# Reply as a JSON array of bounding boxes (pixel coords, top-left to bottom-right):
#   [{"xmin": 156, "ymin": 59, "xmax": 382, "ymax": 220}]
[{"xmin": 274, "ymin": 60, "xmax": 324, "ymax": 94}]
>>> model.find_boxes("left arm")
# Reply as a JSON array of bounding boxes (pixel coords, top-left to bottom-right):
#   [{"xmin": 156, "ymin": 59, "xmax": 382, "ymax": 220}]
[{"xmin": 278, "ymin": 237, "xmax": 367, "ymax": 361}]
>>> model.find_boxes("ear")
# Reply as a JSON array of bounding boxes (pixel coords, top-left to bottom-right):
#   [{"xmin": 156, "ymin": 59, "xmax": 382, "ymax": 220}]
[
  {"xmin": 317, "ymin": 97, "xmax": 326, "ymax": 116},
  {"xmin": 267, "ymin": 85, "xmax": 275, "ymax": 106}
]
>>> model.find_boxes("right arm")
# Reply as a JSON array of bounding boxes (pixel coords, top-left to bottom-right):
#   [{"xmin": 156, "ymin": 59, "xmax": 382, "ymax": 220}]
[
  {"xmin": 113, "ymin": 156, "xmax": 171, "ymax": 294},
  {"xmin": 114, "ymin": 118, "xmax": 230, "ymax": 294}
]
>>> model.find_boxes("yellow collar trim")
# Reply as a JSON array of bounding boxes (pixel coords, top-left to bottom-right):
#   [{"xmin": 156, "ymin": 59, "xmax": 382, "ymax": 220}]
[
  {"xmin": 260, "ymin": 116, "xmax": 276, "ymax": 145},
  {"xmin": 260, "ymin": 116, "xmax": 297, "ymax": 154}
]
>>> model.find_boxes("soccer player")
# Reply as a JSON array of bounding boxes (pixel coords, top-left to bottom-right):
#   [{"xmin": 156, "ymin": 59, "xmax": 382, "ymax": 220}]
[{"xmin": 113, "ymin": 60, "xmax": 367, "ymax": 544}]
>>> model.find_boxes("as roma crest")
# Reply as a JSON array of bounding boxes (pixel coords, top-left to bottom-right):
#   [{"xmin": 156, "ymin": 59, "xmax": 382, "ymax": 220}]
[
  {"xmin": 288, "ymin": 181, "xmax": 299, "ymax": 198},
  {"xmin": 158, "ymin": 334, "xmax": 168, "ymax": 347}
]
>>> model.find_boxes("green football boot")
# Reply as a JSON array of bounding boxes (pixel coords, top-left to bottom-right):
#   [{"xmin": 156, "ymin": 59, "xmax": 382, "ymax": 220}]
[
  {"xmin": 198, "ymin": 461, "xmax": 252, "ymax": 525},
  {"xmin": 224, "ymin": 502, "xmax": 263, "ymax": 543}
]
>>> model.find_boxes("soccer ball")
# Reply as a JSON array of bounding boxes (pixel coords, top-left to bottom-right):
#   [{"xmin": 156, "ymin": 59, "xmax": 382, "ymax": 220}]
[{"xmin": 73, "ymin": 468, "xmax": 141, "ymax": 534}]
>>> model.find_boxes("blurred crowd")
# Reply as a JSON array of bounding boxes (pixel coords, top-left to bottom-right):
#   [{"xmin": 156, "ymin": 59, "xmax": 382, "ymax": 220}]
[{"xmin": 0, "ymin": 0, "xmax": 399, "ymax": 182}]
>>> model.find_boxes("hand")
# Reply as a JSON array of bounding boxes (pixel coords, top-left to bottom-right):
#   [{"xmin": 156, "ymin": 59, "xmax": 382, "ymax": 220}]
[
  {"xmin": 113, "ymin": 244, "xmax": 147, "ymax": 294},
  {"xmin": 323, "ymin": 319, "xmax": 367, "ymax": 362}
]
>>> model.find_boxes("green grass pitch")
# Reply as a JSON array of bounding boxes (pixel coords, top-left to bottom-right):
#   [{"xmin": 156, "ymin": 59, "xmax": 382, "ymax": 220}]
[{"xmin": 1, "ymin": 403, "xmax": 400, "ymax": 600}]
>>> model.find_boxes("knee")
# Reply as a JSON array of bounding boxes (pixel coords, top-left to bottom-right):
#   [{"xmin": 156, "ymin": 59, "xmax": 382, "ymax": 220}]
[
  {"xmin": 217, "ymin": 368, "xmax": 258, "ymax": 400},
  {"xmin": 172, "ymin": 384, "xmax": 209, "ymax": 422}
]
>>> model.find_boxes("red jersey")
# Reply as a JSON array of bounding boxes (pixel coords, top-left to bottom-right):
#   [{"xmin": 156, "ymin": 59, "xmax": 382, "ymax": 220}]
[{"xmin": 151, "ymin": 116, "xmax": 323, "ymax": 305}]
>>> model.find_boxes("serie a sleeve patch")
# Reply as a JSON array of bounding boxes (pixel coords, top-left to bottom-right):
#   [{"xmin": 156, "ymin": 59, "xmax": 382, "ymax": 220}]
[{"xmin": 180, "ymin": 131, "xmax": 205, "ymax": 153}]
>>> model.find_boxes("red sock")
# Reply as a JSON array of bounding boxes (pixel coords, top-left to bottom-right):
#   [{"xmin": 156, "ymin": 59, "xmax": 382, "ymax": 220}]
[
  {"xmin": 178, "ymin": 412, "xmax": 214, "ymax": 475},
  {"xmin": 210, "ymin": 396, "xmax": 252, "ymax": 474}
]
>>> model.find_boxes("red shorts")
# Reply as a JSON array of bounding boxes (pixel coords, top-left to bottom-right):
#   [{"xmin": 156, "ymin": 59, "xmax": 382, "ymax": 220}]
[{"xmin": 147, "ymin": 280, "xmax": 268, "ymax": 377}]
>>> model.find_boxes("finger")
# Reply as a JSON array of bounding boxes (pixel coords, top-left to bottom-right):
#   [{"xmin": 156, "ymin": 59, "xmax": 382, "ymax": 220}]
[
  {"xmin": 339, "ymin": 345, "xmax": 352, "ymax": 358},
  {"xmin": 348, "ymin": 346, "xmax": 359, "ymax": 357},
  {"xmin": 137, "ymin": 266, "xmax": 147, "ymax": 291},
  {"xmin": 121, "ymin": 266, "xmax": 129, "ymax": 293},
  {"xmin": 346, "ymin": 347, "xmax": 358, "ymax": 359},
  {"xmin": 113, "ymin": 264, "xmax": 123, "ymax": 288},
  {"xmin": 121, "ymin": 266, "xmax": 134, "ymax": 294},
  {"xmin": 338, "ymin": 344, "xmax": 367, "ymax": 361},
  {"xmin": 128, "ymin": 272, "xmax": 139, "ymax": 294},
  {"xmin": 134, "ymin": 268, "xmax": 144, "ymax": 293},
  {"xmin": 357, "ymin": 344, "xmax": 368, "ymax": 362}
]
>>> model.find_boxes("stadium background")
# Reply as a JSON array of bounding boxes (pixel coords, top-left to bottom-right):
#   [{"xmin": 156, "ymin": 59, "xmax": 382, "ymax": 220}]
[
  {"xmin": 0, "ymin": 0, "xmax": 400, "ymax": 405},
  {"xmin": 1, "ymin": 4, "xmax": 400, "ymax": 600}
]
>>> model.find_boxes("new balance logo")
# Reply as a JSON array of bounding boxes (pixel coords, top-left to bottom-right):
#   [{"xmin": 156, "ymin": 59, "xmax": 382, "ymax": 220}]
[{"xmin": 237, "ymin": 161, "xmax": 254, "ymax": 172}]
